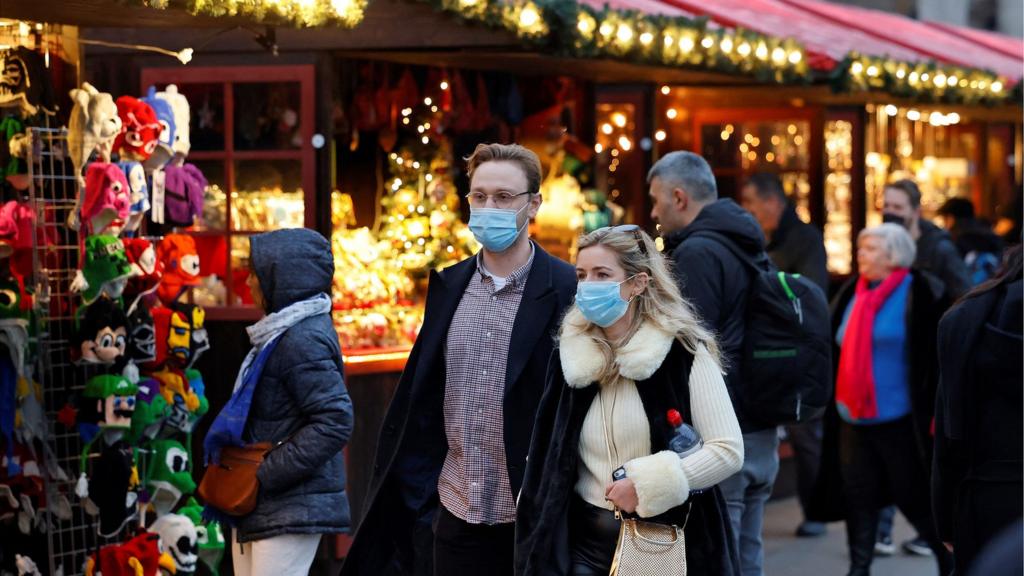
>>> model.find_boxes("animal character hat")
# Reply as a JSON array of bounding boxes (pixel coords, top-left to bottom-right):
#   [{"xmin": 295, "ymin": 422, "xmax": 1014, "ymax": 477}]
[
  {"xmin": 116, "ymin": 161, "xmax": 150, "ymax": 234},
  {"xmin": 82, "ymin": 163, "xmax": 131, "ymax": 235},
  {"xmin": 67, "ymin": 83, "xmax": 121, "ymax": 230},
  {"xmin": 150, "ymin": 513, "xmax": 199, "ymax": 574},
  {"xmin": 72, "ymin": 235, "xmax": 136, "ymax": 304},
  {"xmin": 112, "ymin": 96, "xmax": 161, "ymax": 162},
  {"xmin": 140, "ymin": 86, "xmax": 176, "ymax": 169},
  {"xmin": 145, "ymin": 438, "xmax": 196, "ymax": 516},
  {"xmin": 156, "ymin": 84, "xmax": 191, "ymax": 157},
  {"xmin": 156, "ymin": 234, "xmax": 200, "ymax": 305},
  {"xmin": 123, "ymin": 238, "xmax": 162, "ymax": 304}
]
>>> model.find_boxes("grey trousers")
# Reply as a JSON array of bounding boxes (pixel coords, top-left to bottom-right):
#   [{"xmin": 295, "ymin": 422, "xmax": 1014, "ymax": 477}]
[{"xmin": 719, "ymin": 428, "xmax": 781, "ymax": 576}]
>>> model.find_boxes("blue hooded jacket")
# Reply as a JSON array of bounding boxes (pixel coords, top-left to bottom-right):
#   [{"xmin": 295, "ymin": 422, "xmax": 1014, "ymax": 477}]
[{"xmin": 236, "ymin": 228, "xmax": 352, "ymax": 542}]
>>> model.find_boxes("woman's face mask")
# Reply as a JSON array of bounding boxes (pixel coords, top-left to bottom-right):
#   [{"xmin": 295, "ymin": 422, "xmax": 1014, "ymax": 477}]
[
  {"xmin": 575, "ymin": 275, "xmax": 636, "ymax": 328},
  {"xmin": 468, "ymin": 200, "xmax": 530, "ymax": 253}
]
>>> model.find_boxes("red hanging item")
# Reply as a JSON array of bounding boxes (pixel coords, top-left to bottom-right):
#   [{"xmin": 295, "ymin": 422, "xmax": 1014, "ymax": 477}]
[
  {"xmin": 449, "ymin": 71, "xmax": 475, "ymax": 134},
  {"xmin": 472, "ymin": 72, "xmax": 492, "ymax": 133}
]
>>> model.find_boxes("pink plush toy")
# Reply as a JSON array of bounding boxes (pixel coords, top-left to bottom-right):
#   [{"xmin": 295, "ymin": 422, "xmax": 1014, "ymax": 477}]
[{"xmin": 82, "ymin": 163, "xmax": 131, "ymax": 236}]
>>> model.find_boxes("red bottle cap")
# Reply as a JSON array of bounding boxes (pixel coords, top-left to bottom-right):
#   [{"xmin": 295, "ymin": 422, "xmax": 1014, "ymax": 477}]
[{"xmin": 667, "ymin": 409, "xmax": 682, "ymax": 428}]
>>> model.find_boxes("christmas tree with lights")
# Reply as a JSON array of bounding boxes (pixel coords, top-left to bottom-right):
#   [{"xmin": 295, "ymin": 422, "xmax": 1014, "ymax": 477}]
[{"xmin": 378, "ymin": 100, "xmax": 478, "ymax": 273}]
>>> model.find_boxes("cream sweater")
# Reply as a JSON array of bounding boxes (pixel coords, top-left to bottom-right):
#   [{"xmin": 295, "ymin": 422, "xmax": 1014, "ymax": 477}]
[{"xmin": 560, "ymin": 322, "xmax": 744, "ymax": 518}]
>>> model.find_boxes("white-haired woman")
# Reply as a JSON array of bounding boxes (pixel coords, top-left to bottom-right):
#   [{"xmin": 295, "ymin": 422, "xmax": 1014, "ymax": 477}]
[
  {"xmin": 809, "ymin": 223, "xmax": 952, "ymax": 576},
  {"xmin": 515, "ymin": 225, "xmax": 743, "ymax": 576}
]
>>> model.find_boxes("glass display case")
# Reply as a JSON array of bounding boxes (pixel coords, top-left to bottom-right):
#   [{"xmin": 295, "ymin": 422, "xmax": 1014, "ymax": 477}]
[{"xmin": 140, "ymin": 66, "xmax": 316, "ymax": 314}]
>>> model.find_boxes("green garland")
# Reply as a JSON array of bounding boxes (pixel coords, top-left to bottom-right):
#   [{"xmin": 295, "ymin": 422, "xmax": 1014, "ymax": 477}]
[{"xmin": 117, "ymin": 0, "xmax": 366, "ymax": 28}]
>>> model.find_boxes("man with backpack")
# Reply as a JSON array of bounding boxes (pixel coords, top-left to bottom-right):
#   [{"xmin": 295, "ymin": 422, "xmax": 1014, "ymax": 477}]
[
  {"xmin": 649, "ymin": 152, "xmax": 831, "ymax": 576},
  {"xmin": 937, "ymin": 197, "xmax": 1004, "ymax": 286}
]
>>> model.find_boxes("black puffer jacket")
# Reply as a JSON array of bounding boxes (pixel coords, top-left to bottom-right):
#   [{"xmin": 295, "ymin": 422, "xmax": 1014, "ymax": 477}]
[
  {"xmin": 663, "ymin": 199, "xmax": 766, "ymax": 431},
  {"xmin": 236, "ymin": 228, "xmax": 353, "ymax": 542}
]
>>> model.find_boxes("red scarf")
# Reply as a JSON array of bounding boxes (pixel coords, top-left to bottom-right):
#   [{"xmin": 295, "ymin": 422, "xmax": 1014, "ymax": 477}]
[{"xmin": 836, "ymin": 268, "xmax": 910, "ymax": 420}]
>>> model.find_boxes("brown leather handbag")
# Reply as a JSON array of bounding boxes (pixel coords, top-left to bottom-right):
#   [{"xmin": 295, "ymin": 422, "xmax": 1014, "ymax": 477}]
[{"xmin": 197, "ymin": 442, "xmax": 272, "ymax": 516}]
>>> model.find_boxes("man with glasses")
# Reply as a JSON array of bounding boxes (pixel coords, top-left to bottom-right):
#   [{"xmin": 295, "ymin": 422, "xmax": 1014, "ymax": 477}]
[
  {"xmin": 648, "ymin": 150, "xmax": 775, "ymax": 576},
  {"xmin": 343, "ymin": 143, "xmax": 577, "ymax": 576}
]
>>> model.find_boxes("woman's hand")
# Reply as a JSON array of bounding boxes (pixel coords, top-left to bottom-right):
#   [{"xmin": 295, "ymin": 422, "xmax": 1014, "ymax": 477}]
[{"xmin": 605, "ymin": 479, "xmax": 639, "ymax": 513}]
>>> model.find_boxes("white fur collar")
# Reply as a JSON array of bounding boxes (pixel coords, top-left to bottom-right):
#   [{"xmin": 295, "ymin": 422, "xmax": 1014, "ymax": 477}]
[{"xmin": 559, "ymin": 322, "xmax": 675, "ymax": 388}]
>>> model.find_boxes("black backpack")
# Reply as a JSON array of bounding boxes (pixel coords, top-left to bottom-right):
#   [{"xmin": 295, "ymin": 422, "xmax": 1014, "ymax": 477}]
[{"xmin": 694, "ymin": 231, "xmax": 832, "ymax": 426}]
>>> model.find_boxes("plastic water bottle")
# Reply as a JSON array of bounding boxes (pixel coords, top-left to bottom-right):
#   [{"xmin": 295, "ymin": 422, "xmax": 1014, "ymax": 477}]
[{"xmin": 611, "ymin": 409, "xmax": 702, "ymax": 482}]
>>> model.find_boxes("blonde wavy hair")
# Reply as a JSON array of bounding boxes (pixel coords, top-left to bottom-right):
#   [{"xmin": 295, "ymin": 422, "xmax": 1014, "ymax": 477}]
[{"xmin": 560, "ymin": 226, "xmax": 722, "ymax": 385}]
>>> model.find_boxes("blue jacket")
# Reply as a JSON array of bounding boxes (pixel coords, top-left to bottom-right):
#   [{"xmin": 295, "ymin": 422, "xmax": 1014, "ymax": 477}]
[{"xmin": 235, "ymin": 228, "xmax": 353, "ymax": 542}]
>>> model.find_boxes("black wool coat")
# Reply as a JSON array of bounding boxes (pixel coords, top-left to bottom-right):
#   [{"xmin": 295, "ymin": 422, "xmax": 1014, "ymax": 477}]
[
  {"xmin": 341, "ymin": 244, "xmax": 576, "ymax": 576},
  {"xmin": 515, "ymin": 338, "xmax": 739, "ymax": 576},
  {"xmin": 808, "ymin": 270, "xmax": 949, "ymax": 522}
]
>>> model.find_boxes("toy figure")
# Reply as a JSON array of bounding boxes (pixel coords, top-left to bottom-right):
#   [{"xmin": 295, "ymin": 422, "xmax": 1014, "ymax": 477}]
[{"xmin": 67, "ymin": 83, "xmax": 121, "ymax": 230}]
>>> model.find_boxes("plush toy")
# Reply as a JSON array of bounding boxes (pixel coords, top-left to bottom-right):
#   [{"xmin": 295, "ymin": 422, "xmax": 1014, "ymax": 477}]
[
  {"xmin": 162, "ymin": 164, "xmax": 206, "ymax": 227},
  {"xmin": 116, "ymin": 161, "xmax": 150, "ymax": 234},
  {"xmin": 82, "ymin": 375, "xmax": 138, "ymax": 432},
  {"xmin": 140, "ymin": 86, "xmax": 177, "ymax": 169},
  {"xmin": 67, "ymin": 83, "xmax": 121, "ymax": 230},
  {"xmin": 127, "ymin": 304, "xmax": 157, "ymax": 364},
  {"xmin": 128, "ymin": 378, "xmax": 168, "ymax": 443},
  {"xmin": 74, "ymin": 298, "xmax": 129, "ymax": 366},
  {"xmin": 123, "ymin": 238, "xmax": 162, "ymax": 304},
  {"xmin": 156, "ymin": 84, "xmax": 191, "ymax": 158},
  {"xmin": 179, "ymin": 497, "xmax": 224, "ymax": 576},
  {"xmin": 82, "ymin": 162, "xmax": 131, "ymax": 237},
  {"xmin": 156, "ymin": 234, "xmax": 200, "ymax": 306},
  {"xmin": 150, "ymin": 513, "xmax": 198, "ymax": 573},
  {"xmin": 72, "ymin": 235, "xmax": 137, "ymax": 304},
  {"xmin": 113, "ymin": 96, "xmax": 161, "ymax": 162},
  {"xmin": 150, "ymin": 365, "xmax": 201, "ymax": 434},
  {"xmin": 145, "ymin": 438, "xmax": 196, "ymax": 516},
  {"xmin": 85, "ymin": 532, "xmax": 175, "ymax": 576},
  {"xmin": 170, "ymin": 303, "xmax": 208, "ymax": 369}
]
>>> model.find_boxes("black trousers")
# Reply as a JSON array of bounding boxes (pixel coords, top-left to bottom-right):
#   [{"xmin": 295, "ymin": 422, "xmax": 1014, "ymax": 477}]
[
  {"xmin": 568, "ymin": 497, "xmax": 621, "ymax": 576},
  {"xmin": 433, "ymin": 504, "xmax": 514, "ymax": 576},
  {"xmin": 838, "ymin": 417, "xmax": 953, "ymax": 576}
]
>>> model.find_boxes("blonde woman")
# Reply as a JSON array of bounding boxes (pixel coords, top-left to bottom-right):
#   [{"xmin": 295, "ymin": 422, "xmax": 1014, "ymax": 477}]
[{"xmin": 515, "ymin": 225, "xmax": 743, "ymax": 576}]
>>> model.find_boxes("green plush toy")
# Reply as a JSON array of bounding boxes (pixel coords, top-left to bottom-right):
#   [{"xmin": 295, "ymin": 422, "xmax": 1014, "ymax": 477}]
[
  {"xmin": 179, "ymin": 497, "xmax": 225, "ymax": 576},
  {"xmin": 73, "ymin": 235, "xmax": 136, "ymax": 304},
  {"xmin": 83, "ymin": 374, "xmax": 139, "ymax": 430},
  {"xmin": 145, "ymin": 438, "xmax": 196, "ymax": 516}
]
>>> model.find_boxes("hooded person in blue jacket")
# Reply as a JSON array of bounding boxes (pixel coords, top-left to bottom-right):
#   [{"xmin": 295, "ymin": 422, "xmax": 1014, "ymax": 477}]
[{"xmin": 204, "ymin": 228, "xmax": 352, "ymax": 575}]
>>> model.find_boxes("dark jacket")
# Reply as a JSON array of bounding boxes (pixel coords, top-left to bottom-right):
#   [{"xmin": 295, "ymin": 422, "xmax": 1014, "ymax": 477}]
[
  {"xmin": 932, "ymin": 278, "xmax": 1022, "ymax": 572},
  {"xmin": 663, "ymin": 199, "xmax": 766, "ymax": 431},
  {"xmin": 767, "ymin": 205, "xmax": 829, "ymax": 292},
  {"xmin": 917, "ymin": 220, "xmax": 971, "ymax": 299},
  {"xmin": 515, "ymin": 338, "xmax": 739, "ymax": 576},
  {"xmin": 342, "ymin": 244, "xmax": 576, "ymax": 576},
  {"xmin": 808, "ymin": 270, "xmax": 948, "ymax": 522},
  {"xmin": 950, "ymin": 220, "xmax": 1004, "ymax": 261},
  {"xmin": 238, "ymin": 229, "xmax": 353, "ymax": 542}
]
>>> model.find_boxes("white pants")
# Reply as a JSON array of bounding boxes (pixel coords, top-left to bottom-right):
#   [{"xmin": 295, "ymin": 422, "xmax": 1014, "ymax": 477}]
[{"xmin": 232, "ymin": 533, "xmax": 321, "ymax": 576}]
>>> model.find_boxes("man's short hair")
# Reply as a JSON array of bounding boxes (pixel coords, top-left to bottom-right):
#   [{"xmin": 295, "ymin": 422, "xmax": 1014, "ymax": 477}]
[
  {"xmin": 937, "ymin": 197, "xmax": 975, "ymax": 220},
  {"xmin": 465, "ymin": 143, "xmax": 543, "ymax": 196},
  {"xmin": 745, "ymin": 172, "xmax": 787, "ymax": 203},
  {"xmin": 647, "ymin": 151, "xmax": 717, "ymax": 203},
  {"xmin": 886, "ymin": 179, "xmax": 922, "ymax": 209}
]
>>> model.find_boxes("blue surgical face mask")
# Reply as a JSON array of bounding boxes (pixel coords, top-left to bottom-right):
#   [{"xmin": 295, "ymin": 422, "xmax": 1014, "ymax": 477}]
[
  {"xmin": 575, "ymin": 276, "xmax": 636, "ymax": 328},
  {"xmin": 469, "ymin": 201, "xmax": 529, "ymax": 253}
]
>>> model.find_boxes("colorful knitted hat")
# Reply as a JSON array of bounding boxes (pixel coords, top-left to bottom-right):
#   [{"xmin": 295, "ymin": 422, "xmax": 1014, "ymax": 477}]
[
  {"xmin": 179, "ymin": 497, "xmax": 224, "ymax": 576},
  {"xmin": 145, "ymin": 438, "xmax": 195, "ymax": 516},
  {"xmin": 76, "ymin": 235, "xmax": 136, "ymax": 304},
  {"xmin": 150, "ymin": 513, "xmax": 198, "ymax": 574},
  {"xmin": 113, "ymin": 96, "xmax": 161, "ymax": 161},
  {"xmin": 128, "ymin": 378, "xmax": 168, "ymax": 443},
  {"xmin": 83, "ymin": 374, "xmax": 138, "ymax": 430},
  {"xmin": 82, "ymin": 163, "xmax": 131, "ymax": 235},
  {"xmin": 123, "ymin": 238, "xmax": 162, "ymax": 301},
  {"xmin": 116, "ymin": 161, "xmax": 150, "ymax": 234},
  {"xmin": 140, "ymin": 86, "xmax": 176, "ymax": 160},
  {"xmin": 155, "ymin": 84, "xmax": 191, "ymax": 156},
  {"xmin": 156, "ymin": 234, "xmax": 200, "ymax": 306}
]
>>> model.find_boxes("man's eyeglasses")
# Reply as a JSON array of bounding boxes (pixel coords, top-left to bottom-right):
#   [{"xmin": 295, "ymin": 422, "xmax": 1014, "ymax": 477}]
[
  {"xmin": 465, "ymin": 191, "xmax": 531, "ymax": 209},
  {"xmin": 596, "ymin": 224, "xmax": 648, "ymax": 255}
]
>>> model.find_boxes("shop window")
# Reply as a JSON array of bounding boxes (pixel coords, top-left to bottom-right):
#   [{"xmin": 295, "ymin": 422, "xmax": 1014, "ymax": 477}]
[
  {"xmin": 140, "ymin": 66, "xmax": 316, "ymax": 316},
  {"xmin": 825, "ymin": 119, "xmax": 854, "ymax": 275}
]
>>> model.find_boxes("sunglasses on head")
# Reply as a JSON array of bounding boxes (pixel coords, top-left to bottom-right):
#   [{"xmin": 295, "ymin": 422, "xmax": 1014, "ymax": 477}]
[{"xmin": 596, "ymin": 224, "xmax": 647, "ymax": 255}]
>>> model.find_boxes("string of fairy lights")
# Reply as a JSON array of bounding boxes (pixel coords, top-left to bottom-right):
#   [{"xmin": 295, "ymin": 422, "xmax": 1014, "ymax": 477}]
[{"xmin": 114, "ymin": 0, "xmax": 1020, "ymax": 105}]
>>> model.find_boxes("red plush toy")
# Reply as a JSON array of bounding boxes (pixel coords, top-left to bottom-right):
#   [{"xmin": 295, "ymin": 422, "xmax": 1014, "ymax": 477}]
[
  {"xmin": 113, "ymin": 96, "xmax": 161, "ymax": 161},
  {"xmin": 85, "ymin": 532, "xmax": 175, "ymax": 576},
  {"xmin": 156, "ymin": 234, "xmax": 200, "ymax": 306}
]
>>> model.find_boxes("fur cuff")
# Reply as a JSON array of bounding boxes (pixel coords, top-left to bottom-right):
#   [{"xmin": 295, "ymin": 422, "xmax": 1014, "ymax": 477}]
[{"xmin": 623, "ymin": 450, "xmax": 689, "ymax": 518}]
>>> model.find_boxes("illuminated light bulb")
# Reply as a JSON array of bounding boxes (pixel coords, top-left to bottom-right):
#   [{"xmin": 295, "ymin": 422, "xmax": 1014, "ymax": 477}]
[
  {"xmin": 737, "ymin": 42, "xmax": 751, "ymax": 57},
  {"xmin": 577, "ymin": 15, "xmax": 593, "ymax": 34},
  {"xmin": 611, "ymin": 148, "xmax": 619, "ymax": 157},
  {"xmin": 794, "ymin": 135, "xmax": 804, "ymax": 146},
  {"xmin": 739, "ymin": 143, "xmax": 749, "ymax": 153},
  {"xmin": 909, "ymin": 71, "xmax": 919, "ymax": 84},
  {"xmin": 851, "ymin": 61, "xmax": 864, "ymax": 74},
  {"xmin": 752, "ymin": 137, "xmax": 761, "ymax": 147},
  {"xmin": 402, "ymin": 118, "xmax": 410, "ymax": 125},
  {"xmin": 614, "ymin": 23, "xmax": 630, "ymax": 43},
  {"xmin": 884, "ymin": 104, "xmax": 898, "ymax": 116},
  {"xmin": 747, "ymin": 151, "xmax": 757, "ymax": 161},
  {"xmin": 618, "ymin": 136, "xmax": 632, "ymax": 151},
  {"xmin": 396, "ymin": 157, "xmax": 405, "ymax": 165},
  {"xmin": 680, "ymin": 36, "xmax": 695, "ymax": 53},
  {"xmin": 788, "ymin": 50, "xmax": 802, "ymax": 65},
  {"xmin": 424, "ymin": 97, "xmax": 433, "ymax": 106},
  {"xmin": 947, "ymin": 75, "xmax": 957, "ymax": 87},
  {"xmin": 666, "ymin": 108, "xmax": 678, "ymax": 120},
  {"xmin": 947, "ymin": 112, "xmax": 960, "ymax": 124},
  {"xmin": 660, "ymin": 85, "xmax": 670, "ymax": 95},
  {"xmin": 906, "ymin": 109, "xmax": 921, "ymax": 121},
  {"xmin": 424, "ymin": 122, "xmax": 431, "ymax": 129},
  {"xmin": 655, "ymin": 130, "xmax": 667, "ymax": 142},
  {"xmin": 771, "ymin": 47, "xmax": 786, "ymax": 65},
  {"xmin": 390, "ymin": 153, "xmax": 398, "ymax": 159},
  {"xmin": 866, "ymin": 65, "xmax": 879, "ymax": 77},
  {"xmin": 934, "ymin": 73, "xmax": 946, "ymax": 87},
  {"xmin": 744, "ymin": 133, "xmax": 754, "ymax": 144},
  {"xmin": 896, "ymin": 68, "xmax": 907, "ymax": 79},
  {"xmin": 460, "ymin": 0, "xmax": 478, "ymax": 6},
  {"xmin": 978, "ymin": 80, "xmax": 989, "ymax": 90},
  {"xmin": 519, "ymin": 6, "xmax": 539, "ymax": 28},
  {"xmin": 599, "ymin": 22, "xmax": 614, "ymax": 37},
  {"xmin": 425, "ymin": 174, "xmax": 433, "ymax": 182},
  {"xmin": 700, "ymin": 36, "xmax": 714, "ymax": 49},
  {"xmin": 331, "ymin": 0, "xmax": 355, "ymax": 15},
  {"xmin": 664, "ymin": 35, "xmax": 674, "ymax": 47},
  {"xmin": 921, "ymin": 72, "xmax": 930, "ymax": 82},
  {"xmin": 771, "ymin": 135, "xmax": 781, "ymax": 145},
  {"xmin": 755, "ymin": 42, "xmax": 768, "ymax": 60},
  {"xmin": 394, "ymin": 178, "xmax": 403, "ymax": 186},
  {"xmin": 440, "ymin": 80, "xmax": 449, "ymax": 90},
  {"xmin": 413, "ymin": 161, "xmax": 421, "ymax": 169},
  {"xmin": 594, "ymin": 143, "xmax": 604, "ymax": 153},
  {"xmin": 991, "ymin": 81, "xmax": 1003, "ymax": 93},
  {"xmin": 402, "ymin": 108, "xmax": 412, "ymax": 116},
  {"xmin": 612, "ymin": 113, "xmax": 627, "ymax": 128},
  {"xmin": 959, "ymin": 79, "xmax": 969, "ymax": 88},
  {"xmin": 726, "ymin": 124, "xmax": 735, "ymax": 133},
  {"xmin": 417, "ymin": 126, "xmax": 425, "ymax": 134},
  {"xmin": 640, "ymin": 32, "xmax": 654, "ymax": 46},
  {"xmin": 929, "ymin": 111, "xmax": 943, "ymax": 126},
  {"xmin": 765, "ymin": 152, "xmax": 776, "ymax": 162},
  {"xmin": 421, "ymin": 136, "xmax": 429, "ymax": 144},
  {"xmin": 720, "ymin": 37, "xmax": 733, "ymax": 53},
  {"xmin": 431, "ymin": 105, "xmax": 438, "ymax": 112},
  {"xmin": 601, "ymin": 123, "xmax": 614, "ymax": 135},
  {"xmin": 720, "ymin": 130, "xmax": 730, "ymax": 141}
]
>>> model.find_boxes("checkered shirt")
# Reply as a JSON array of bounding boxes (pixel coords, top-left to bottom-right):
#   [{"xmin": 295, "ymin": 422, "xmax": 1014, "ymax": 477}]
[{"xmin": 438, "ymin": 245, "xmax": 535, "ymax": 525}]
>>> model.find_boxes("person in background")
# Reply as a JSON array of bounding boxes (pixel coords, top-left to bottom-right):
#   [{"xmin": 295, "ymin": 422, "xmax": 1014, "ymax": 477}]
[
  {"xmin": 936, "ymin": 197, "xmax": 1004, "ymax": 286},
  {"xmin": 648, "ymin": 151, "xmax": 776, "ymax": 576},
  {"xmin": 516, "ymin": 225, "xmax": 742, "ymax": 576},
  {"xmin": 204, "ymin": 228, "xmax": 352, "ymax": 575},
  {"xmin": 933, "ymin": 245, "xmax": 1022, "ymax": 575},
  {"xmin": 740, "ymin": 172, "xmax": 829, "ymax": 538},
  {"xmin": 812, "ymin": 223, "xmax": 952, "ymax": 576},
  {"xmin": 342, "ymin": 143, "xmax": 576, "ymax": 576}
]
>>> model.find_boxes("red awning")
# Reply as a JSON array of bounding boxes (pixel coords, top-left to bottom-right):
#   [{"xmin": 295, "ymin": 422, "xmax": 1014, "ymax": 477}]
[
  {"xmin": 779, "ymin": 0, "xmax": 1022, "ymax": 79},
  {"xmin": 924, "ymin": 20, "xmax": 1024, "ymax": 62},
  {"xmin": 585, "ymin": 0, "xmax": 695, "ymax": 18}
]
